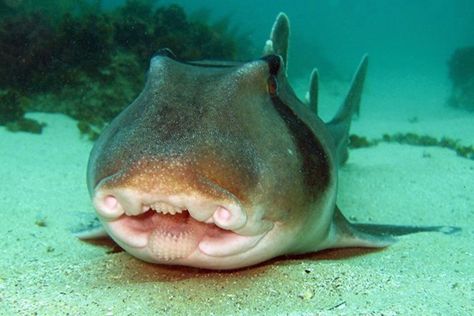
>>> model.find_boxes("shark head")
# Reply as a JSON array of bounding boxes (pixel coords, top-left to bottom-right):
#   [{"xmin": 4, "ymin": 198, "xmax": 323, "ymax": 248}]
[{"xmin": 85, "ymin": 13, "xmax": 393, "ymax": 270}]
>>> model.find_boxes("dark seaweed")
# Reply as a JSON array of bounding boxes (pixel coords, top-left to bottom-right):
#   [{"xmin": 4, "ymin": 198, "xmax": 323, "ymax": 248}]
[
  {"xmin": 5, "ymin": 118, "xmax": 46, "ymax": 134},
  {"xmin": 350, "ymin": 133, "xmax": 474, "ymax": 160},
  {"xmin": 447, "ymin": 46, "xmax": 474, "ymax": 111},
  {"xmin": 348, "ymin": 134, "xmax": 377, "ymax": 148},
  {"xmin": 0, "ymin": 0, "xmax": 246, "ymax": 137},
  {"xmin": 0, "ymin": 90, "xmax": 45, "ymax": 133},
  {"xmin": 0, "ymin": 90, "xmax": 24, "ymax": 124}
]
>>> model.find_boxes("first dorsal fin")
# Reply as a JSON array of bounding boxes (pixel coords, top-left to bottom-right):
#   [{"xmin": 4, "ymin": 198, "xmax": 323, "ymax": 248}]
[{"xmin": 263, "ymin": 12, "xmax": 290, "ymax": 73}]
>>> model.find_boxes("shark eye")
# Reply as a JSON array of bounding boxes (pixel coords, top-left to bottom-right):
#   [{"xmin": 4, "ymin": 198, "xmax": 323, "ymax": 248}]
[
  {"xmin": 267, "ymin": 75, "xmax": 279, "ymax": 96},
  {"xmin": 262, "ymin": 54, "xmax": 281, "ymax": 75},
  {"xmin": 262, "ymin": 54, "xmax": 281, "ymax": 97}
]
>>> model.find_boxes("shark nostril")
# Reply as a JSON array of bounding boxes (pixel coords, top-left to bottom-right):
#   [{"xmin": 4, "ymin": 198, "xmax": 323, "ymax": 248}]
[
  {"xmin": 104, "ymin": 195, "xmax": 118, "ymax": 209},
  {"xmin": 212, "ymin": 205, "xmax": 247, "ymax": 231},
  {"xmin": 94, "ymin": 192, "xmax": 124, "ymax": 219},
  {"xmin": 215, "ymin": 206, "xmax": 231, "ymax": 221}
]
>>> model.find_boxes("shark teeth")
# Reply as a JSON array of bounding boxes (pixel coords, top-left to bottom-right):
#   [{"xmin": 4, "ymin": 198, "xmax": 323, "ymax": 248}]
[
  {"xmin": 124, "ymin": 199, "xmax": 247, "ymax": 231},
  {"xmin": 141, "ymin": 202, "xmax": 184, "ymax": 215}
]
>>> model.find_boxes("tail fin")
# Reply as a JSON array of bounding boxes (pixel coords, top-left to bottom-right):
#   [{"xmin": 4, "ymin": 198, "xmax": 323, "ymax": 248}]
[{"xmin": 327, "ymin": 55, "xmax": 368, "ymax": 165}]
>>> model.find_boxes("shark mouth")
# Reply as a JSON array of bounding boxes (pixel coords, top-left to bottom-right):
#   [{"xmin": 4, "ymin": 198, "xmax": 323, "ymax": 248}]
[{"xmin": 93, "ymin": 189, "xmax": 270, "ymax": 261}]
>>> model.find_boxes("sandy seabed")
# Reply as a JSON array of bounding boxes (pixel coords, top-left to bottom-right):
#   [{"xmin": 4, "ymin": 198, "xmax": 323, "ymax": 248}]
[{"xmin": 1, "ymin": 72, "xmax": 473, "ymax": 315}]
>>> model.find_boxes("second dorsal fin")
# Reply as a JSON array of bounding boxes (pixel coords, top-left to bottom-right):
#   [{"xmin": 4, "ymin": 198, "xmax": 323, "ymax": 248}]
[{"xmin": 308, "ymin": 68, "xmax": 319, "ymax": 115}]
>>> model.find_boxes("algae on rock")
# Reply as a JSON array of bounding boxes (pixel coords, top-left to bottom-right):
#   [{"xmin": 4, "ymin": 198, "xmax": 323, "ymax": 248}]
[
  {"xmin": 349, "ymin": 133, "xmax": 474, "ymax": 160},
  {"xmin": 0, "ymin": 90, "xmax": 45, "ymax": 134},
  {"xmin": 0, "ymin": 1, "xmax": 246, "ymax": 138}
]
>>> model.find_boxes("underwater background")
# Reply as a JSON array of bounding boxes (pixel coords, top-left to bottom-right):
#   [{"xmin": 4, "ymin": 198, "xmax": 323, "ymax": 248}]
[{"xmin": 1, "ymin": 0, "xmax": 473, "ymax": 315}]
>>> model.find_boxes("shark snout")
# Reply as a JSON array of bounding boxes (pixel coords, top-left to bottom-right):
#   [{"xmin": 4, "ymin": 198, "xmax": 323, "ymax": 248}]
[
  {"xmin": 93, "ymin": 186, "xmax": 248, "ymax": 231},
  {"xmin": 88, "ymin": 149, "xmax": 268, "ymax": 263}
]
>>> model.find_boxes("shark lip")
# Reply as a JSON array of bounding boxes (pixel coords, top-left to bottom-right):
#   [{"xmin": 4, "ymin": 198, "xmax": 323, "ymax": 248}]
[{"xmin": 93, "ymin": 188, "xmax": 268, "ymax": 260}]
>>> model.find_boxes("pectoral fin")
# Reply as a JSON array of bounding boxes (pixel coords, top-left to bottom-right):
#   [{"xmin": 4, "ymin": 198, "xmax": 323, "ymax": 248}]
[
  {"xmin": 330, "ymin": 207, "xmax": 395, "ymax": 248},
  {"xmin": 74, "ymin": 225, "xmax": 108, "ymax": 240},
  {"xmin": 73, "ymin": 216, "xmax": 108, "ymax": 240}
]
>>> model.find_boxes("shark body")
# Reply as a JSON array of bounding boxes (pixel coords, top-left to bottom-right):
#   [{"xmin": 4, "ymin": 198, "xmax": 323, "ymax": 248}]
[{"xmin": 80, "ymin": 13, "xmax": 450, "ymax": 270}]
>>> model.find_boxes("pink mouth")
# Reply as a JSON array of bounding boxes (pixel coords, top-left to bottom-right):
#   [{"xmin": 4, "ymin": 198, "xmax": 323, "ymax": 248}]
[
  {"xmin": 114, "ymin": 210, "xmax": 207, "ymax": 260},
  {"xmin": 93, "ymin": 188, "xmax": 269, "ymax": 261}
]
